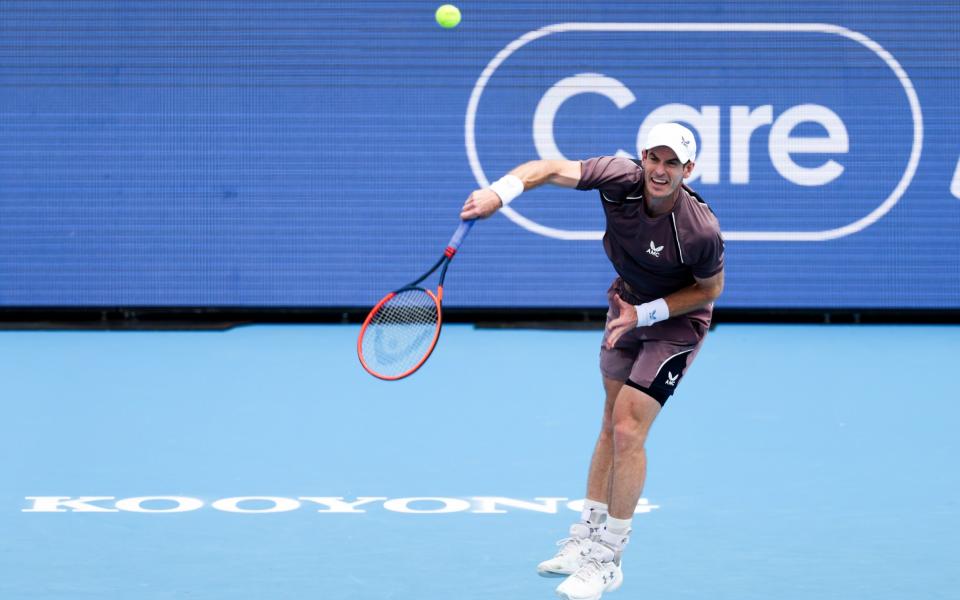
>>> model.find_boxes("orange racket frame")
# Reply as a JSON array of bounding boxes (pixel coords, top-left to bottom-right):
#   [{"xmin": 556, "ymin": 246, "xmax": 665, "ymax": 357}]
[{"xmin": 357, "ymin": 220, "xmax": 474, "ymax": 380}]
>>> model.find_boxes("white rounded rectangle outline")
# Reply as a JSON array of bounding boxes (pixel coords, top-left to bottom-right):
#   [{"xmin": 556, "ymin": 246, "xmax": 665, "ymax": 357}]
[{"xmin": 465, "ymin": 23, "xmax": 923, "ymax": 242}]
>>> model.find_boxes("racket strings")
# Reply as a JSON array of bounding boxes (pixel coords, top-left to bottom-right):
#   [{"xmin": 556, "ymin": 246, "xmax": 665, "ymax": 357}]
[{"xmin": 360, "ymin": 289, "xmax": 440, "ymax": 378}]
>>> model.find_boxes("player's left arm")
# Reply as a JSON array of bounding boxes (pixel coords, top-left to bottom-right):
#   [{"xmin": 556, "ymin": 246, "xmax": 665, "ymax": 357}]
[
  {"xmin": 605, "ymin": 270, "xmax": 724, "ymax": 349},
  {"xmin": 664, "ymin": 269, "xmax": 724, "ymax": 316}
]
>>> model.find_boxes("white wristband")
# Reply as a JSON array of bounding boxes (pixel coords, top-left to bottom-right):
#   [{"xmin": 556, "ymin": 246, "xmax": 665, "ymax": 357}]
[
  {"xmin": 488, "ymin": 174, "xmax": 524, "ymax": 206},
  {"xmin": 634, "ymin": 298, "xmax": 669, "ymax": 328}
]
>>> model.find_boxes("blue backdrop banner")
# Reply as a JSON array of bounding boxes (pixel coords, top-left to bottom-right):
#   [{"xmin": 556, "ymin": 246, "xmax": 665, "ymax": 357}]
[{"xmin": 1, "ymin": 1, "xmax": 958, "ymax": 308}]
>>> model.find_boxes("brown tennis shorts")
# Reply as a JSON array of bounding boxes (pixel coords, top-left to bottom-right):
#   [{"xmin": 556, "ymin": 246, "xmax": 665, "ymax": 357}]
[{"xmin": 599, "ymin": 278, "xmax": 710, "ymax": 406}]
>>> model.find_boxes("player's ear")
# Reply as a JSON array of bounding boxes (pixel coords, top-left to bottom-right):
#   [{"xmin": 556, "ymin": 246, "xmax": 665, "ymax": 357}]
[{"xmin": 682, "ymin": 160, "xmax": 695, "ymax": 178}]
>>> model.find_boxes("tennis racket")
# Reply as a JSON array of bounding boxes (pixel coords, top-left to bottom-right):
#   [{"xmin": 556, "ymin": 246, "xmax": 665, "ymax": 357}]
[{"xmin": 357, "ymin": 219, "xmax": 475, "ymax": 380}]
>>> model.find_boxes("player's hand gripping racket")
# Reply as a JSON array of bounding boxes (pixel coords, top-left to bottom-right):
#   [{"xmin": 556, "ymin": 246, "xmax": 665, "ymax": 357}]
[{"xmin": 357, "ymin": 219, "xmax": 475, "ymax": 380}]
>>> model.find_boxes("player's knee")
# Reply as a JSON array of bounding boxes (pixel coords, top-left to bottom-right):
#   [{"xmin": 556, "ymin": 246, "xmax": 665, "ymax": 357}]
[{"xmin": 612, "ymin": 418, "xmax": 647, "ymax": 451}]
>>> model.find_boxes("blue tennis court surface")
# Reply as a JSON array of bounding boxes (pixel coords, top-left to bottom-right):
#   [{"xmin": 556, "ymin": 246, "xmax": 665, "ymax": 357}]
[{"xmin": 1, "ymin": 324, "xmax": 958, "ymax": 599}]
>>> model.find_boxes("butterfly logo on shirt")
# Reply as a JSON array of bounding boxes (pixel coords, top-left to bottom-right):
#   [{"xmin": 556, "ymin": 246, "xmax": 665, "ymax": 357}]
[{"xmin": 646, "ymin": 241, "xmax": 664, "ymax": 258}]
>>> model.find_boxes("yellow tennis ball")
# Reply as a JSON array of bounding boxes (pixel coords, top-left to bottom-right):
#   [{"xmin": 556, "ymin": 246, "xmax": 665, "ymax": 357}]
[{"xmin": 435, "ymin": 4, "xmax": 461, "ymax": 29}]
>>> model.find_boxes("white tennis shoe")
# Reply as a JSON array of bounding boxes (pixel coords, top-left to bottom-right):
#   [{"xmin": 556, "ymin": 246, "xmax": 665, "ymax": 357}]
[
  {"xmin": 554, "ymin": 542, "xmax": 623, "ymax": 600},
  {"xmin": 537, "ymin": 523, "xmax": 594, "ymax": 576}
]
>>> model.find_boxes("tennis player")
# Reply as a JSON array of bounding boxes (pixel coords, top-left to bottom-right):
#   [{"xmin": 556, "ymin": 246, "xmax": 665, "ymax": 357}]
[{"xmin": 460, "ymin": 123, "xmax": 724, "ymax": 600}]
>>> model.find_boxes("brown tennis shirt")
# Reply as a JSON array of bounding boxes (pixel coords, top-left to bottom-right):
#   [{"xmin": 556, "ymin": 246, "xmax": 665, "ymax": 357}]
[{"xmin": 577, "ymin": 156, "xmax": 724, "ymax": 327}]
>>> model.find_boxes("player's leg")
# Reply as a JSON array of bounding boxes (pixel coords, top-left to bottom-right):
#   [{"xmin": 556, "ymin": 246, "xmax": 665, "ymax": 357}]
[
  {"xmin": 588, "ymin": 277, "xmax": 645, "ymax": 511},
  {"xmin": 537, "ymin": 376, "xmax": 622, "ymax": 577},
  {"xmin": 603, "ymin": 334, "xmax": 705, "ymax": 532},
  {"xmin": 584, "ymin": 376, "xmax": 623, "ymax": 505},
  {"xmin": 540, "ymin": 277, "xmax": 644, "ymax": 583},
  {"xmin": 557, "ymin": 336, "xmax": 704, "ymax": 600},
  {"xmin": 606, "ymin": 384, "xmax": 661, "ymax": 521},
  {"xmin": 555, "ymin": 385, "xmax": 659, "ymax": 600}
]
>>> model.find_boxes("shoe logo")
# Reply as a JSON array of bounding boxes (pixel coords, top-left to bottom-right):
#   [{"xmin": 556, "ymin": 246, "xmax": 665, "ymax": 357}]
[
  {"xmin": 666, "ymin": 371, "xmax": 678, "ymax": 386},
  {"xmin": 646, "ymin": 241, "xmax": 664, "ymax": 258}
]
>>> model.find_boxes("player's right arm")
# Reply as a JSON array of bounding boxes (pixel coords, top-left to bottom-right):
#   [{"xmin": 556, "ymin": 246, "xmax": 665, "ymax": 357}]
[{"xmin": 460, "ymin": 159, "xmax": 581, "ymax": 220}]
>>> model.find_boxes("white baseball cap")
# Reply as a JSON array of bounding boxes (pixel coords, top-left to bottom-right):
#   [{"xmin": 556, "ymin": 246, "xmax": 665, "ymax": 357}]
[{"xmin": 644, "ymin": 122, "xmax": 697, "ymax": 164}]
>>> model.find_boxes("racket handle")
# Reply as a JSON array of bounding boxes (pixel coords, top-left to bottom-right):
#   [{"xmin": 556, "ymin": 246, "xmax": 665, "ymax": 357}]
[{"xmin": 447, "ymin": 219, "xmax": 476, "ymax": 252}]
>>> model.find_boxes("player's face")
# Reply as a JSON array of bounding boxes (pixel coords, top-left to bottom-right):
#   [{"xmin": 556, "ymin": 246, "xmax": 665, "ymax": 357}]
[{"xmin": 642, "ymin": 147, "xmax": 694, "ymax": 200}]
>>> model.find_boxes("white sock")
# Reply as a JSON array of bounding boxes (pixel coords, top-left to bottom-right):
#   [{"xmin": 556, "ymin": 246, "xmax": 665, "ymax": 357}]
[
  {"xmin": 600, "ymin": 516, "xmax": 632, "ymax": 561},
  {"xmin": 605, "ymin": 516, "xmax": 632, "ymax": 536}
]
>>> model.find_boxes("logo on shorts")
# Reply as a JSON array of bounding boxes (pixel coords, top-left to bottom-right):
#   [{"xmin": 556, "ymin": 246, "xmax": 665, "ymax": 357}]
[
  {"xmin": 646, "ymin": 241, "xmax": 664, "ymax": 258},
  {"xmin": 666, "ymin": 371, "xmax": 678, "ymax": 386}
]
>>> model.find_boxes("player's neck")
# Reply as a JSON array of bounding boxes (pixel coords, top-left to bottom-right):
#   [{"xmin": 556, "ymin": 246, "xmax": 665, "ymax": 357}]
[{"xmin": 644, "ymin": 190, "xmax": 679, "ymax": 218}]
